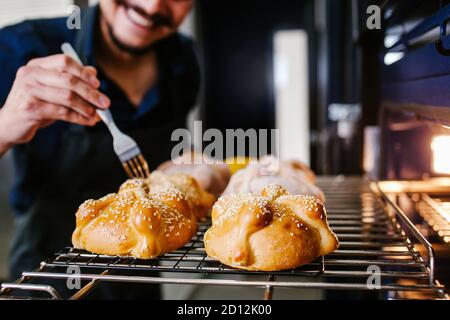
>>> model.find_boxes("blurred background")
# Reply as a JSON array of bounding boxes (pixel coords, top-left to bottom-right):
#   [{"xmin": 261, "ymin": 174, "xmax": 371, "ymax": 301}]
[{"xmin": 0, "ymin": 0, "xmax": 380, "ymax": 287}]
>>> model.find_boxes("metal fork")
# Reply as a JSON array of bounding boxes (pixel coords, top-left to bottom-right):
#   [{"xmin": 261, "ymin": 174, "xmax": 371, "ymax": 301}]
[{"xmin": 61, "ymin": 43, "xmax": 150, "ymax": 179}]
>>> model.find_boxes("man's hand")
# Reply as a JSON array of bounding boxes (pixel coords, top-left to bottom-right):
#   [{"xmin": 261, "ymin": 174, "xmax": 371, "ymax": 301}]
[{"xmin": 0, "ymin": 54, "xmax": 111, "ymax": 155}]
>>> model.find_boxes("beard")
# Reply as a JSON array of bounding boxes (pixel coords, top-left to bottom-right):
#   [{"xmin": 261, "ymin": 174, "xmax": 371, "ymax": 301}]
[
  {"xmin": 107, "ymin": 25, "xmax": 156, "ymax": 56},
  {"xmin": 106, "ymin": 0, "xmax": 174, "ymax": 56}
]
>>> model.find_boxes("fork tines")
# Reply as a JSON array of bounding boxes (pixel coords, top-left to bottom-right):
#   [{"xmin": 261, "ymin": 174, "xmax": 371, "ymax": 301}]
[{"xmin": 122, "ymin": 154, "xmax": 150, "ymax": 179}]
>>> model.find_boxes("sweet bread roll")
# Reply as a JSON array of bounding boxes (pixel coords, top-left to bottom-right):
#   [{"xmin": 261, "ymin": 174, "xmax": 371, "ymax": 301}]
[
  {"xmin": 204, "ymin": 184, "xmax": 339, "ymax": 271},
  {"xmin": 72, "ymin": 179, "xmax": 197, "ymax": 259},
  {"xmin": 157, "ymin": 152, "xmax": 231, "ymax": 197},
  {"xmin": 223, "ymin": 156, "xmax": 325, "ymax": 202},
  {"xmin": 147, "ymin": 171, "xmax": 216, "ymax": 219},
  {"xmin": 283, "ymin": 159, "xmax": 316, "ymax": 183}
]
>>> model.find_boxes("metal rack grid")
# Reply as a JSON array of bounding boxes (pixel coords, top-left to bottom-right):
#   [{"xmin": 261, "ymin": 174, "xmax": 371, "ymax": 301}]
[
  {"xmin": 416, "ymin": 194, "xmax": 450, "ymax": 245},
  {"xmin": 1, "ymin": 176, "xmax": 447, "ymax": 300}
]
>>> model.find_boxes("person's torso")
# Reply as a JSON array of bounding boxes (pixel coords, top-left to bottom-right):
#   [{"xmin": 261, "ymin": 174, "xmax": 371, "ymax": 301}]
[{"xmin": 1, "ymin": 6, "xmax": 200, "ymax": 217}]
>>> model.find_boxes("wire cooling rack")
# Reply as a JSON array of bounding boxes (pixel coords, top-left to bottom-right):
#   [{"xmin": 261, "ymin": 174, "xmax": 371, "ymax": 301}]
[{"xmin": 1, "ymin": 177, "xmax": 447, "ymax": 299}]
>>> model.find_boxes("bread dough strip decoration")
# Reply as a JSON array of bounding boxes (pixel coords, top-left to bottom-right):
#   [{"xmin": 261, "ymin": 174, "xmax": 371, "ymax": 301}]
[
  {"xmin": 205, "ymin": 184, "xmax": 339, "ymax": 271},
  {"xmin": 72, "ymin": 174, "xmax": 209, "ymax": 259}
]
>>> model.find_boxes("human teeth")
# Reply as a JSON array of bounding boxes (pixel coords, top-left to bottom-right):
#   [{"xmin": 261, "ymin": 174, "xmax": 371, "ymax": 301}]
[{"xmin": 127, "ymin": 8, "xmax": 152, "ymax": 27}]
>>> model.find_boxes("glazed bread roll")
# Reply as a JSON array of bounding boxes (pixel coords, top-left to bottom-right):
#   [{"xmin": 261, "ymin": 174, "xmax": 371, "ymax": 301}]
[
  {"xmin": 223, "ymin": 156, "xmax": 325, "ymax": 202},
  {"xmin": 283, "ymin": 159, "xmax": 316, "ymax": 183},
  {"xmin": 204, "ymin": 184, "xmax": 339, "ymax": 271},
  {"xmin": 157, "ymin": 152, "xmax": 231, "ymax": 197},
  {"xmin": 72, "ymin": 179, "xmax": 198, "ymax": 259},
  {"xmin": 72, "ymin": 171, "xmax": 217, "ymax": 258},
  {"xmin": 147, "ymin": 171, "xmax": 216, "ymax": 220}
]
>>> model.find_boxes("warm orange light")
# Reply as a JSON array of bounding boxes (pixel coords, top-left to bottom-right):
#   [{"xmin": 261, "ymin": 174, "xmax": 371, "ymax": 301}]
[{"xmin": 431, "ymin": 135, "xmax": 450, "ymax": 175}]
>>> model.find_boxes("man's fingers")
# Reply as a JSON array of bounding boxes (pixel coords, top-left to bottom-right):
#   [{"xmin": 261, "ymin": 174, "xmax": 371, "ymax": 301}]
[
  {"xmin": 27, "ymin": 54, "xmax": 99, "ymax": 88},
  {"xmin": 30, "ymin": 67, "xmax": 110, "ymax": 109},
  {"xmin": 29, "ymin": 83, "xmax": 99, "ymax": 119},
  {"xmin": 18, "ymin": 55, "xmax": 108, "ymax": 126},
  {"xmin": 85, "ymin": 66, "xmax": 97, "ymax": 76},
  {"xmin": 33, "ymin": 100, "xmax": 98, "ymax": 127}
]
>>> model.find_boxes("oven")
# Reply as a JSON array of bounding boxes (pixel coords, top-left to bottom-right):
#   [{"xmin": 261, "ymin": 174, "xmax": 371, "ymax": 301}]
[{"xmin": 1, "ymin": 1, "xmax": 450, "ymax": 300}]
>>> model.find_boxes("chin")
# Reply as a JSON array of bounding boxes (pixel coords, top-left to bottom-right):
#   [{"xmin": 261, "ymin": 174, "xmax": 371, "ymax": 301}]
[
  {"xmin": 113, "ymin": 29, "xmax": 171, "ymax": 49},
  {"xmin": 115, "ymin": 34, "xmax": 153, "ymax": 48}
]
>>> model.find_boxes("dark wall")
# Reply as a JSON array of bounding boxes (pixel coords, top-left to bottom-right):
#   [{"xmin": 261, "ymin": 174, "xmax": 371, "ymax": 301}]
[
  {"xmin": 196, "ymin": 0, "xmax": 317, "ymax": 133},
  {"xmin": 327, "ymin": 0, "xmax": 359, "ymax": 106},
  {"xmin": 195, "ymin": 0, "xmax": 379, "ymax": 174}
]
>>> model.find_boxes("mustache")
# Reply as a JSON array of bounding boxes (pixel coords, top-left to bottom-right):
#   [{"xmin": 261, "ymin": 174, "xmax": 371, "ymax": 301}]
[{"xmin": 115, "ymin": 0, "xmax": 174, "ymax": 28}]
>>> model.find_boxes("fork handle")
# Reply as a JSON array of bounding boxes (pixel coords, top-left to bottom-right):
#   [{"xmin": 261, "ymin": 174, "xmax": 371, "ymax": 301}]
[
  {"xmin": 97, "ymin": 109, "xmax": 124, "ymax": 139},
  {"xmin": 61, "ymin": 43, "xmax": 124, "ymax": 139},
  {"xmin": 97, "ymin": 109, "xmax": 114, "ymax": 126}
]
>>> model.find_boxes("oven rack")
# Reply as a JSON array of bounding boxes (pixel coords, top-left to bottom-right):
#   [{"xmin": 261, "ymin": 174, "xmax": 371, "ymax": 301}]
[
  {"xmin": 1, "ymin": 176, "xmax": 447, "ymax": 300},
  {"xmin": 415, "ymin": 194, "xmax": 450, "ymax": 245}
]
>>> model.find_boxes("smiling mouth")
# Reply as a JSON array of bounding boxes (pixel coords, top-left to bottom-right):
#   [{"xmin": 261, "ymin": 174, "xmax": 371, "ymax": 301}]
[{"xmin": 125, "ymin": 6, "xmax": 154, "ymax": 29}]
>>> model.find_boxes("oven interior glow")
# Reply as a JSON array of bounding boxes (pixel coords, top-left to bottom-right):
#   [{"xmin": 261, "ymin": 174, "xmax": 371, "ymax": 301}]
[{"xmin": 431, "ymin": 135, "xmax": 450, "ymax": 175}]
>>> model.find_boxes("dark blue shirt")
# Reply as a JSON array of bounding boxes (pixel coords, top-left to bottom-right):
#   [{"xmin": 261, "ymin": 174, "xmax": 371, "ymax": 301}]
[{"xmin": 0, "ymin": 5, "xmax": 200, "ymax": 216}]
